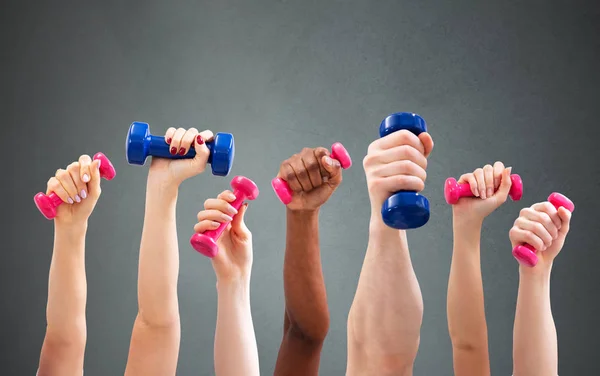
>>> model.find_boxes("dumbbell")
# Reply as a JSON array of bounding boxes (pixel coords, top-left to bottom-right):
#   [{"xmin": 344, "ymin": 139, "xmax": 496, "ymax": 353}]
[
  {"xmin": 379, "ymin": 112, "xmax": 430, "ymax": 229},
  {"xmin": 190, "ymin": 176, "xmax": 259, "ymax": 258},
  {"xmin": 512, "ymin": 192, "xmax": 575, "ymax": 267},
  {"xmin": 125, "ymin": 121, "xmax": 235, "ymax": 176},
  {"xmin": 271, "ymin": 143, "xmax": 352, "ymax": 205},
  {"xmin": 444, "ymin": 174, "xmax": 523, "ymax": 204},
  {"xmin": 34, "ymin": 152, "xmax": 116, "ymax": 220}
]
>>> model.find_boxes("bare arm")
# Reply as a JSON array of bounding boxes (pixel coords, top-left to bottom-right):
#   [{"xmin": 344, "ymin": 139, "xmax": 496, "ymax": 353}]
[
  {"xmin": 511, "ymin": 201, "xmax": 572, "ymax": 376},
  {"xmin": 513, "ymin": 267, "xmax": 556, "ymax": 376},
  {"xmin": 214, "ymin": 278, "xmax": 260, "ymax": 376},
  {"xmin": 124, "ymin": 179, "xmax": 181, "ymax": 376},
  {"xmin": 274, "ymin": 210, "xmax": 329, "ymax": 375},
  {"xmin": 38, "ymin": 223, "xmax": 88, "ymax": 376},
  {"xmin": 37, "ymin": 155, "xmax": 103, "ymax": 376},
  {"xmin": 346, "ymin": 217, "xmax": 423, "ymax": 376},
  {"xmin": 447, "ymin": 218, "xmax": 490, "ymax": 376}
]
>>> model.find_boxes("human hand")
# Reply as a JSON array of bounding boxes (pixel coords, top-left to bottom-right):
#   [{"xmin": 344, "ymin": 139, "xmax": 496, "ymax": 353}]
[
  {"xmin": 46, "ymin": 154, "xmax": 103, "ymax": 225},
  {"xmin": 148, "ymin": 127, "xmax": 214, "ymax": 187},
  {"xmin": 452, "ymin": 162, "xmax": 514, "ymax": 224},
  {"xmin": 363, "ymin": 130, "xmax": 433, "ymax": 211},
  {"xmin": 509, "ymin": 200, "xmax": 572, "ymax": 271},
  {"xmin": 276, "ymin": 147, "xmax": 343, "ymax": 212},
  {"xmin": 194, "ymin": 190, "xmax": 253, "ymax": 282}
]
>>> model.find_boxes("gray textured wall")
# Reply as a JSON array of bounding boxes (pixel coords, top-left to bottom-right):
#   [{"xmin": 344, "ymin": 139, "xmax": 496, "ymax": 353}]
[{"xmin": 2, "ymin": 0, "xmax": 599, "ymax": 374}]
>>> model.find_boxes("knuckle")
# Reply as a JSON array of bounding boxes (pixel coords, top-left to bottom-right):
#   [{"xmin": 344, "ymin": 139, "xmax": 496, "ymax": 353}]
[
  {"xmin": 203, "ymin": 199, "xmax": 212, "ymax": 208},
  {"xmin": 67, "ymin": 162, "xmax": 79, "ymax": 172},
  {"xmin": 285, "ymin": 171, "xmax": 296, "ymax": 182}
]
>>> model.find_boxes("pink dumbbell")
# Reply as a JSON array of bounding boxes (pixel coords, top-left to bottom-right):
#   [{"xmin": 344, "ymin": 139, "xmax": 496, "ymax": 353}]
[
  {"xmin": 444, "ymin": 174, "xmax": 523, "ymax": 205},
  {"xmin": 33, "ymin": 153, "xmax": 116, "ymax": 220},
  {"xmin": 271, "ymin": 142, "xmax": 352, "ymax": 205},
  {"xmin": 512, "ymin": 192, "xmax": 575, "ymax": 267},
  {"xmin": 190, "ymin": 176, "xmax": 259, "ymax": 258}
]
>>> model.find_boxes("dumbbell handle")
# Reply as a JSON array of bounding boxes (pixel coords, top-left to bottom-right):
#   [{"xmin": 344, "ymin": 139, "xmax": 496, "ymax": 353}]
[
  {"xmin": 512, "ymin": 193, "xmax": 574, "ymax": 267},
  {"xmin": 145, "ymin": 134, "xmax": 215, "ymax": 163},
  {"xmin": 446, "ymin": 174, "xmax": 522, "ymax": 204},
  {"xmin": 203, "ymin": 188, "xmax": 249, "ymax": 240}
]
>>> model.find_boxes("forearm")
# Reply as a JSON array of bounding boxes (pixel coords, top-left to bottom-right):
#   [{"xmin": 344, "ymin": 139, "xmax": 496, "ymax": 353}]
[
  {"xmin": 513, "ymin": 266, "xmax": 557, "ymax": 376},
  {"xmin": 214, "ymin": 279, "xmax": 259, "ymax": 376},
  {"xmin": 282, "ymin": 209, "xmax": 329, "ymax": 341},
  {"xmin": 347, "ymin": 212, "xmax": 423, "ymax": 374},
  {"xmin": 45, "ymin": 222, "xmax": 88, "ymax": 343},
  {"xmin": 447, "ymin": 217, "xmax": 490, "ymax": 375},
  {"xmin": 137, "ymin": 178, "xmax": 180, "ymax": 325}
]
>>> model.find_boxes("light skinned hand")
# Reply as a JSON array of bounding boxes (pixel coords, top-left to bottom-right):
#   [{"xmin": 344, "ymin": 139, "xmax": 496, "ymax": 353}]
[
  {"xmin": 509, "ymin": 201, "xmax": 572, "ymax": 271},
  {"xmin": 452, "ymin": 162, "xmax": 513, "ymax": 222},
  {"xmin": 363, "ymin": 129, "xmax": 434, "ymax": 209},
  {"xmin": 149, "ymin": 127, "xmax": 214, "ymax": 186},
  {"xmin": 194, "ymin": 190, "xmax": 253, "ymax": 283},
  {"xmin": 46, "ymin": 154, "xmax": 103, "ymax": 225}
]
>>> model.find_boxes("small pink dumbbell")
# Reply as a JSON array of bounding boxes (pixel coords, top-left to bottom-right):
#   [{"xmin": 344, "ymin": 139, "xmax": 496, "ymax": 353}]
[
  {"xmin": 512, "ymin": 192, "xmax": 575, "ymax": 267},
  {"xmin": 271, "ymin": 142, "xmax": 352, "ymax": 205},
  {"xmin": 444, "ymin": 174, "xmax": 523, "ymax": 205},
  {"xmin": 33, "ymin": 152, "xmax": 116, "ymax": 220},
  {"xmin": 190, "ymin": 176, "xmax": 259, "ymax": 258}
]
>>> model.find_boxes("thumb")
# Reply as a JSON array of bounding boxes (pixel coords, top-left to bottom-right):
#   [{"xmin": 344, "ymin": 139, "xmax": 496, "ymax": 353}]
[
  {"xmin": 87, "ymin": 159, "xmax": 102, "ymax": 198},
  {"xmin": 557, "ymin": 206, "xmax": 572, "ymax": 236},
  {"xmin": 230, "ymin": 203, "xmax": 250, "ymax": 239},
  {"xmin": 418, "ymin": 132, "xmax": 434, "ymax": 158},
  {"xmin": 192, "ymin": 130, "xmax": 214, "ymax": 165},
  {"xmin": 322, "ymin": 155, "xmax": 342, "ymax": 186},
  {"xmin": 494, "ymin": 167, "xmax": 512, "ymax": 202}
]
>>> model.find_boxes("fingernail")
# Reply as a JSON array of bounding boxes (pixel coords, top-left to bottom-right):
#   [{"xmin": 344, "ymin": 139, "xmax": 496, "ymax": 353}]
[
  {"xmin": 80, "ymin": 190, "xmax": 87, "ymax": 199},
  {"xmin": 67, "ymin": 197, "xmax": 74, "ymax": 204},
  {"xmin": 212, "ymin": 221, "xmax": 220, "ymax": 228},
  {"xmin": 74, "ymin": 195, "xmax": 81, "ymax": 203},
  {"xmin": 82, "ymin": 174, "xmax": 90, "ymax": 182},
  {"xmin": 166, "ymin": 137, "xmax": 172, "ymax": 144},
  {"xmin": 481, "ymin": 191, "xmax": 486, "ymax": 199},
  {"xmin": 222, "ymin": 214, "xmax": 234, "ymax": 222},
  {"xmin": 324, "ymin": 156, "xmax": 333, "ymax": 166},
  {"xmin": 196, "ymin": 135, "xmax": 204, "ymax": 145},
  {"xmin": 227, "ymin": 205, "xmax": 238, "ymax": 215},
  {"xmin": 227, "ymin": 193, "xmax": 237, "ymax": 201},
  {"xmin": 170, "ymin": 147, "xmax": 177, "ymax": 155},
  {"xmin": 97, "ymin": 159, "xmax": 102, "ymax": 169},
  {"xmin": 487, "ymin": 188, "xmax": 493, "ymax": 197},
  {"xmin": 178, "ymin": 148, "xmax": 186, "ymax": 156}
]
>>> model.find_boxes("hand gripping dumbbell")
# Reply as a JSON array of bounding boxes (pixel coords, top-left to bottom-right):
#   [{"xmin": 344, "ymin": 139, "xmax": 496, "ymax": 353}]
[
  {"xmin": 271, "ymin": 143, "xmax": 352, "ymax": 205},
  {"xmin": 444, "ymin": 174, "xmax": 523, "ymax": 204},
  {"xmin": 190, "ymin": 176, "xmax": 259, "ymax": 258},
  {"xmin": 379, "ymin": 112, "xmax": 430, "ymax": 229},
  {"xmin": 125, "ymin": 122, "xmax": 235, "ymax": 176},
  {"xmin": 33, "ymin": 153, "xmax": 116, "ymax": 220},
  {"xmin": 512, "ymin": 192, "xmax": 575, "ymax": 267}
]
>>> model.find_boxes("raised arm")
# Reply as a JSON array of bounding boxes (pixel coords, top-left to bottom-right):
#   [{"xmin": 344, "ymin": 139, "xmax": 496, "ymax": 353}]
[
  {"xmin": 38, "ymin": 155, "xmax": 104, "ymax": 376},
  {"xmin": 193, "ymin": 190, "xmax": 259, "ymax": 376},
  {"xmin": 273, "ymin": 147, "xmax": 344, "ymax": 376},
  {"xmin": 346, "ymin": 130, "xmax": 433, "ymax": 376},
  {"xmin": 447, "ymin": 163, "xmax": 513, "ymax": 376},
  {"xmin": 510, "ymin": 200, "xmax": 572, "ymax": 376},
  {"xmin": 125, "ymin": 128, "xmax": 212, "ymax": 376}
]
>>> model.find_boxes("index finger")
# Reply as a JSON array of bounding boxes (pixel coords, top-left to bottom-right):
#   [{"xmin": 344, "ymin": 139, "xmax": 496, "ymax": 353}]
[{"xmin": 373, "ymin": 130, "xmax": 425, "ymax": 155}]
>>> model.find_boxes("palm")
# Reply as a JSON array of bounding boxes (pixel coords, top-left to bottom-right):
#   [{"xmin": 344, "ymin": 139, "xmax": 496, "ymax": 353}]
[{"xmin": 453, "ymin": 196, "xmax": 501, "ymax": 219}]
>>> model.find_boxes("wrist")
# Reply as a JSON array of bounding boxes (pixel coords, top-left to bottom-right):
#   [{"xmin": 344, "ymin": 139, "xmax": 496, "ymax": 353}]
[
  {"xmin": 217, "ymin": 277, "xmax": 251, "ymax": 300},
  {"xmin": 286, "ymin": 207, "xmax": 319, "ymax": 218},
  {"xmin": 54, "ymin": 219, "xmax": 88, "ymax": 236},
  {"xmin": 519, "ymin": 263, "xmax": 553, "ymax": 280}
]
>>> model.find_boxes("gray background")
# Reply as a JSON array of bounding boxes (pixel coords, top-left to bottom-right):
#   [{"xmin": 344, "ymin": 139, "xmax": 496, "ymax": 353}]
[{"xmin": 2, "ymin": 0, "xmax": 599, "ymax": 374}]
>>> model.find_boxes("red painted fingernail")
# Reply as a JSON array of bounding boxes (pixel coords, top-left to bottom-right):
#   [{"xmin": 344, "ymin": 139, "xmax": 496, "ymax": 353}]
[
  {"xmin": 178, "ymin": 148, "xmax": 186, "ymax": 155},
  {"xmin": 170, "ymin": 147, "xmax": 177, "ymax": 155},
  {"xmin": 166, "ymin": 137, "xmax": 172, "ymax": 144},
  {"xmin": 196, "ymin": 135, "xmax": 204, "ymax": 145}
]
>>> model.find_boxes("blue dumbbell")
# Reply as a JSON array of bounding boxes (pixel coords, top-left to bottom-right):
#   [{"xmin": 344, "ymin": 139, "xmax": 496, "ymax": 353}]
[
  {"xmin": 379, "ymin": 112, "xmax": 430, "ymax": 229},
  {"xmin": 126, "ymin": 122, "xmax": 235, "ymax": 176}
]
